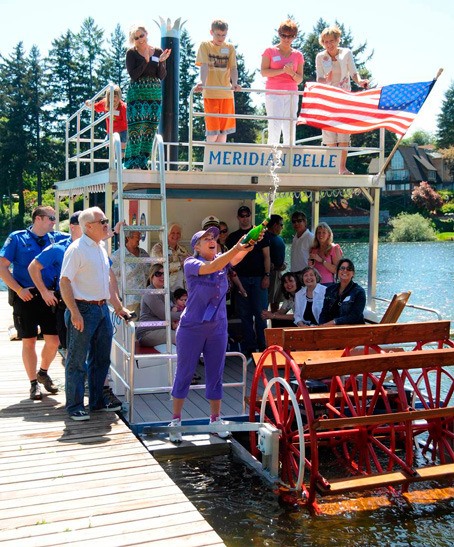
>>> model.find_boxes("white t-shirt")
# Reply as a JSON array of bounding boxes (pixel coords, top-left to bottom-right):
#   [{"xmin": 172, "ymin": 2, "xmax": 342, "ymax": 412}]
[{"xmin": 290, "ymin": 229, "xmax": 314, "ymax": 272}]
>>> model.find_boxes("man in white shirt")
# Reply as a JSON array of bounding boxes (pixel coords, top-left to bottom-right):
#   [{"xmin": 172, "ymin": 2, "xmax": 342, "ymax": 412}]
[
  {"xmin": 290, "ymin": 211, "xmax": 313, "ymax": 275},
  {"xmin": 60, "ymin": 207, "xmax": 129, "ymax": 421}
]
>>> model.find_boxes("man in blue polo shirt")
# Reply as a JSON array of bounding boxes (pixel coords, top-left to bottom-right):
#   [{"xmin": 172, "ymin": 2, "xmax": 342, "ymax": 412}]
[
  {"xmin": 0, "ymin": 206, "xmax": 70, "ymax": 400},
  {"xmin": 28, "ymin": 211, "xmax": 82, "ymax": 352}
]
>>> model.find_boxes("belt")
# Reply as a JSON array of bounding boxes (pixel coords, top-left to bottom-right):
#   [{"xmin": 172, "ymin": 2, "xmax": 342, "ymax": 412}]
[{"xmin": 75, "ymin": 299, "xmax": 106, "ymax": 306}]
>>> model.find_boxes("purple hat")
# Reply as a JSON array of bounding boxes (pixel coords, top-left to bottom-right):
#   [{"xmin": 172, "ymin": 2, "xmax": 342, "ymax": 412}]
[{"xmin": 191, "ymin": 226, "xmax": 220, "ymax": 250}]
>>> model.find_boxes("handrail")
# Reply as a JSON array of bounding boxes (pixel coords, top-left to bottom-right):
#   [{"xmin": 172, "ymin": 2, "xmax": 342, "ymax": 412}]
[
  {"xmin": 61, "ymin": 84, "xmax": 385, "ymax": 179},
  {"xmin": 372, "ymin": 295, "xmax": 443, "ymax": 320},
  {"xmin": 65, "ymin": 83, "xmax": 117, "ymax": 179}
]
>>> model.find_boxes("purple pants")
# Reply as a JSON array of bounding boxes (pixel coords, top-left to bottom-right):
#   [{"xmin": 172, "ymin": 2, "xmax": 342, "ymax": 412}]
[{"xmin": 172, "ymin": 320, "xmax": 228, "ymax": 400}]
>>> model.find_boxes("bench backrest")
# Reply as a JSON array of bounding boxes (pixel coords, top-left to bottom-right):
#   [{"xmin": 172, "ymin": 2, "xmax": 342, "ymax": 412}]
[
  {"xmin": 299, "ymin": 347, "xmax": 454, "ymax": 380},
  {"xmin": 379, "ymin": 291, "xmax": 412, "ymax": 324},
  {"xmin": 279, "ymin": 321, "xmax": 451, "ymax": 352}
]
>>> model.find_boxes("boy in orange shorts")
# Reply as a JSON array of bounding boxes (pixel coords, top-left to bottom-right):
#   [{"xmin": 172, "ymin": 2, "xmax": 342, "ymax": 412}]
[{"xmin": 195, "ymin": 20, "xmax": 241, "ymax": 143}]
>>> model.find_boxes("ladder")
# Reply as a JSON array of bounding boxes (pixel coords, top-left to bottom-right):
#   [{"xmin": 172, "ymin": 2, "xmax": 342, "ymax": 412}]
[{"xmin": 113, "ymin": 133, "xmax": 174, "ymax": 421}]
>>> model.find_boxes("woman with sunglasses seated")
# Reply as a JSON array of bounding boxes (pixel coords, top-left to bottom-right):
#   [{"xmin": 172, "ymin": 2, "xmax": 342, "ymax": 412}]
[
  {"xmin": 318, "ymin": 259, "xmax": 366, "ymax": 326},
  {"xmin": 136, "ymin": 264, "xmax": 181, "ymax": 346}
]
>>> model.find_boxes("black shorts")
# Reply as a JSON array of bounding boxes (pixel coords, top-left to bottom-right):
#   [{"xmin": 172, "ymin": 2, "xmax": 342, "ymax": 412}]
[{"xmin": 12, "ymin": 290, "xmax": 58, "ymax": 339}]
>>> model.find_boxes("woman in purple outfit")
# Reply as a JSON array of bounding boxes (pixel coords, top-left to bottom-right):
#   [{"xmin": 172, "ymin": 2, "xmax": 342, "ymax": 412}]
[{"xmin": 168, "ymin": 226, "xmax": 254, "ymax": 442}]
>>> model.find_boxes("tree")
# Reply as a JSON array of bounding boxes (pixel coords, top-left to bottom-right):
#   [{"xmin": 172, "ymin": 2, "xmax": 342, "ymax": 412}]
[
  {"xmin": 402, "ymin": 130, "xmax": 435, "ymax": 146},
  {"xmin": 439, "ymin": 146, "xmax": 454, "ymax": 181},
  {"xmin": 411, "ymin": 181, "xmax": 443, "ymax": 214},
  {"xmin": 437, "ymin": 80, "xmax": 454, "ymax": 148},
  {"xmin": 102, "ymin": 24, "xmax": 128, "ymax": 90},
  {"xmin": 178, "ymin": 29, "xmax": 203, "ymax": 147},
  {"xmin": 77, "ymin": 17, "xmax": 105, "ymax": 97},
  {"xmin": 388, "ymin": 212, "xmax": 437, "ymax": 242},
  {"xmin": 0, "ymin": 43, "xmax": 31, "ymax": 220},
  {"xmin": 232, "ymin": 49, "xmax": 259, "ymax": 143}
]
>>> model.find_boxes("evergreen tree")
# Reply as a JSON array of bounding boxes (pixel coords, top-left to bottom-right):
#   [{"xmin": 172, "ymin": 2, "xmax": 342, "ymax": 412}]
[
  {"xmin": 231, "ymin": 49, "xmax": 259, "ymax": 143},
  {"xmin": 0, "ymin": 43, "xmax": 31, "ymax": 220},
  {"xmin": 178, "ymin": 28, "xmax": 203, "ymax": 148},
  {"xmin": 77, "ymin": 17, "xmax": 105, "ymax": 97},
  {"xmin": 102, "ymin": 24, "xmax": 128, "ymax": 91},
  {"xmin": 47, "ymin": 30, "xmax": 81, "ymax": 133},
  {"xmin": 437, "ymin": 81, "xmax": 454, "ymax": 148}
]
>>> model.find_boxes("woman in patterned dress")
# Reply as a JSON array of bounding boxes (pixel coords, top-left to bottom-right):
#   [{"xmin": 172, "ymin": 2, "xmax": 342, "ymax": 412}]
[{"xmin": 124, "ymin": 24, "xmax": 171, "ymax": 169}]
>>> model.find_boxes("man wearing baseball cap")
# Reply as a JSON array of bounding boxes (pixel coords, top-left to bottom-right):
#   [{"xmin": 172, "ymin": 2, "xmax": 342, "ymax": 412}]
[
  {"xmin": 226, "ymin": 205, "xmax": 271, "ymax": 357},
  {"xmin": 168, "ymin": 225, "xmax": 254, "ymax": 443}
]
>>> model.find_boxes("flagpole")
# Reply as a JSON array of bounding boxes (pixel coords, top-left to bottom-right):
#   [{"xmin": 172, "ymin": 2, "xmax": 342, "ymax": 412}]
[{"xmin": 372, "ymin": 68, "xmax": 444, "ymax": 185}]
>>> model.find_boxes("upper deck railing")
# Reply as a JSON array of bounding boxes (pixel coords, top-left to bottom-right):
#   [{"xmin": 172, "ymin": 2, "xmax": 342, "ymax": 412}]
[{"xmin": 64, "ymin": 84, "xmax": 385, "ymax": 178}]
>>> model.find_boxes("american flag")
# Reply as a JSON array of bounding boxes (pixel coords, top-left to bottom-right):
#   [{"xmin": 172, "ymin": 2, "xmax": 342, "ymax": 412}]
[{"xmin": 298, "ymin": 80, "xmax": 435, "ymax": 136}]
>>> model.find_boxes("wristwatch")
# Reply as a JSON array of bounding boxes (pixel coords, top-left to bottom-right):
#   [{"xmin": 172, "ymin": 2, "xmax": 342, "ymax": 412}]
[{"xmin": 264, "ymin": 272, "xmax": 270, "ymax": 277}]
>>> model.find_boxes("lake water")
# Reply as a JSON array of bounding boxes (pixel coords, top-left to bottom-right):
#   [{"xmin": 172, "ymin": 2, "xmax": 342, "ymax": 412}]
[
  {"xmin": 160, "ymin": 241, "xmax": 454, "ymax": 546},
  {"xmin": 1, "ymin": 241, "xmax": 453, "ymax": 321},
  {"xmin": 2, "ymin": 240, "xmax": 453, "ymax": 544}
]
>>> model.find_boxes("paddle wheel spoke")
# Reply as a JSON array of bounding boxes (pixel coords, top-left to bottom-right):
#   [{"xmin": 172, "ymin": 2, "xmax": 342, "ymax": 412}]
[{"xmin": 408, "ymin": 367, "xmax": 454, "ymax": 463}]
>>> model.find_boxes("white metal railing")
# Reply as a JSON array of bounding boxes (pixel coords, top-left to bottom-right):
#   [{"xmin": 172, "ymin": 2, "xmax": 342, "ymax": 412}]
[
  {"xmin": 62, "ymin": 84, "xmax": 384, "ymax": 178},
  {"xmin": 65, "ymin": 83, "xmax": 118, "ymax": 179},
  {"xmin": 372, "ymin": 295, "xmax": 443, "ymax": 321}
]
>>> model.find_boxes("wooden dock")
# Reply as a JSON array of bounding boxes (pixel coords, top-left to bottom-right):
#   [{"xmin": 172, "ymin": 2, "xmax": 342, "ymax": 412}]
[{"xmin": 0, "ymin": 292, "xmax": 224, "ymax": 546}]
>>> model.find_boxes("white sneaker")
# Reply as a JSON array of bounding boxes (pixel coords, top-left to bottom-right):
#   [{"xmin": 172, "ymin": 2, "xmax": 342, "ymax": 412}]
[
  {"xmin": 209, "ymin": 416, "xmax": 231, "ymax": 439},
  {"xmin": 168, "ymin": 418, "xmax": 182, "ymax": 443}
]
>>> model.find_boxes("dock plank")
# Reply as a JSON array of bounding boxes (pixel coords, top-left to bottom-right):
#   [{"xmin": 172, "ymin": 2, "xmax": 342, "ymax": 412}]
[{"xmin": 0, "ymin": 292, "xmax": 225, "ymax": 545}]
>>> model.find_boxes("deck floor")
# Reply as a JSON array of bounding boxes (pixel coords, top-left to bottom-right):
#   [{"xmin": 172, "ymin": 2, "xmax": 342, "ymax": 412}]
[
  {"xmin": 0, "ymin": 292, "xmax": 224, "ymax": 546},
  {"xmin": 123, "ymin": 354, "xmax": 254, "ymax": 426}
]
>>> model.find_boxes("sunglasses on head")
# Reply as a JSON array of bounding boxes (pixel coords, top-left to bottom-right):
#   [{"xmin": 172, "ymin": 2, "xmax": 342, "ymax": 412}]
[
  {"xmin": 153, "ymin": 271, "xmax": 164, "ymax": 278},
  {"xmin": 134, "ymin": 33, "xmax": 145, "ymax": 40}
]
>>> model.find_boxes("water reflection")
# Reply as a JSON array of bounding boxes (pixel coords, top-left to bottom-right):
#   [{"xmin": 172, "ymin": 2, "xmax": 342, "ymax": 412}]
[{"xmin": 160, "ymin": 452, "xmax": 454, "ymax": 546}]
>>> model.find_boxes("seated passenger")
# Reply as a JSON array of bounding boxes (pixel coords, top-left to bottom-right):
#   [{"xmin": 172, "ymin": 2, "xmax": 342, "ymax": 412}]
[
  {"xmin": 294, "ymin": 266, "xmax": 326, "ymax": 326},
  {"xmin": 172, "ymin": 287, "xmax": 188, "ymax": 313},
  {"xmin": 318, "ymin": 259, "xmax": 366, "ymax": 326},
  {"xmin": 151, "ymin": 222, "xmax": 190, "ymax": 292},
  {"xmin": 136, "ymin": 264, "xmax": 181, "ymax": 346},
  {"xmin": 262, "ymin": 271, "xmax": 302, "ymax": 325}
]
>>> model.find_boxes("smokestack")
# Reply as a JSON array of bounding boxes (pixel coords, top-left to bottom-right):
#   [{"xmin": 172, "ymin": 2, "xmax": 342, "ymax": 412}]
[{"xmin": 155, "ymin": 17, "xmax": 185, "ymax": 171}]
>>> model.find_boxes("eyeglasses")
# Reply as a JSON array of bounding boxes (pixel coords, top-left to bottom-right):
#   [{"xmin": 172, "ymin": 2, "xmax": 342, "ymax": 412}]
[
  {"xmin": 134, "ymin": 33, "xmax": 145, "ymax": 40},
  {"xmin": 219, "ymin": 229, "xmax": 228, "ymax": 234},
  {"xmin": 153, "ymin": 271, "xmax": 164, "ymax": 278},
  {"xmin": 339, "ymin": 266, "xmax": 354, "ymax": 272},
  {"xmin": 41, "ymin": 215, "xmax": 56, "ymax": 221},
  {"xmin": 90, "ymin": 218, "xmax": 109, "ymax": 225},
  {"xmin": 239, "ymin": 214, "xmax": 251, "ymax": 218},
  {"xmin": 279, "ymin": 33, "xmax": 296, "ymax": 39},
  {"xmin": 292, "ymin": 218, "xmax": 304, "ymax": 223}
]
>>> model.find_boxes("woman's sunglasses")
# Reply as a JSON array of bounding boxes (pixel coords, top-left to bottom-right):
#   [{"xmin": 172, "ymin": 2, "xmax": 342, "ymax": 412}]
[
  {"xmin": 153, "ymin": 271, "xmax": 164, "ymax": 277},
  {"xmin": 219, "ymin": 229, "xmax": 228, "ymax": 234}
]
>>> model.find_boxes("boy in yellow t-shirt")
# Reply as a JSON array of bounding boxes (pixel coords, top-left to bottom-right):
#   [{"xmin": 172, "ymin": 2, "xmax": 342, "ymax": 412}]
[{"xmin": 195, "ymin": 20, "xmax": 241, "ymax": 143}]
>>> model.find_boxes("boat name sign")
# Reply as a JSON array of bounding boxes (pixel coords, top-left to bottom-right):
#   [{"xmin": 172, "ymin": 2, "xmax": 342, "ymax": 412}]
[{"xmin": 203, "ymin": 145, "xmax": 342, "ymax": 174}]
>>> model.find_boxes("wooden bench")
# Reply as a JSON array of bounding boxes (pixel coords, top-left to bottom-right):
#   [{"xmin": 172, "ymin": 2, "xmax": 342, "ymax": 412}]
[{"xmin": 252, "ymin": 321, "xmax": 452, "ymax": 368}]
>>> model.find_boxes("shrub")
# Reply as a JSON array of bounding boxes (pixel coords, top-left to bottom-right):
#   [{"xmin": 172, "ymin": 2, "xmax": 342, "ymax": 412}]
[{"xmin": 388, "ymin": 213, "xmax": 437, "ymax": 242}]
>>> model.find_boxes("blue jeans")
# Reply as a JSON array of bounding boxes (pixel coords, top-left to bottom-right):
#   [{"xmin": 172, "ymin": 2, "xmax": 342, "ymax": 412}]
[
  {"xmin": 65, "ymin": 302, "xmax": 113, "ymax": 414},
  {"xmin": 236, "ymin": 276, "xmax": 268, "ymax": 352}
]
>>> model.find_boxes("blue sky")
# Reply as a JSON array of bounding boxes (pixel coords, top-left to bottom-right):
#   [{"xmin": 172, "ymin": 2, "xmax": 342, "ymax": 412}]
[{"xmin": 1, "ymin": 0, "xmax": 452, "ymax": 136}]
